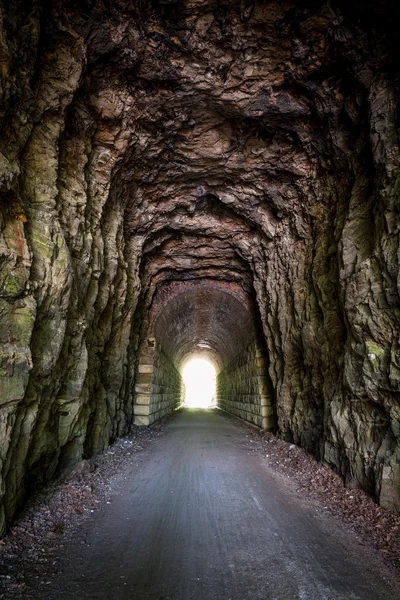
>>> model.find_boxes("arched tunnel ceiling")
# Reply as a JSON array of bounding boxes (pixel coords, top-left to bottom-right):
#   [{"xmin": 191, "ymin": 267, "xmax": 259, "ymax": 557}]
[
  {"xmin": 74, "ymin": 0, "xmax": 390, "ymax": 322},
  {"xmin": 58, "ymin": 0, "xmax": 352, "ymax": 311},
  {"xmin": 152, "ymin": 285, "xmax": 256, "ymax": 371}
]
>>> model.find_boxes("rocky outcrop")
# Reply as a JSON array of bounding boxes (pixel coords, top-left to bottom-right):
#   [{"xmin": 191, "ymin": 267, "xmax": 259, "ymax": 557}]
[{"xmin": 0, "ymin": 0, "xmax": 400, "ymax": 532}]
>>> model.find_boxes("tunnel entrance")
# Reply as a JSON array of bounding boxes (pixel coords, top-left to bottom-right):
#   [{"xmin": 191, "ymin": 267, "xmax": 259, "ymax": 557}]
[
  {"xmin": 182, "ymin": 358, "xmax": 216, "ymax": 408},
  {"xmin": 133, "ymin": 282, "xmax": 275, "ymax": 430}
]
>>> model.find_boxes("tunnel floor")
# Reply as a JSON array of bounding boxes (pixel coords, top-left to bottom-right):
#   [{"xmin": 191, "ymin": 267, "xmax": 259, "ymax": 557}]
[{"xmin": 15, "ymin": 409, "xmax": 400, "ymax": 600}]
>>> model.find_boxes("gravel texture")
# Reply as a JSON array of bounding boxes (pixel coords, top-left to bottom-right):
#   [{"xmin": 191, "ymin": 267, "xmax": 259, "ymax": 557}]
[
  {"xmin": 0, "ymin": 421, "xmax": 168, "ymax": 599},
  {"xmin": 0, "ymin": 410, "xmax": 399, "ymax": 599},
  {"xmin": 231, "ymin": 413, "xmax": 400, "ymax": 569}
]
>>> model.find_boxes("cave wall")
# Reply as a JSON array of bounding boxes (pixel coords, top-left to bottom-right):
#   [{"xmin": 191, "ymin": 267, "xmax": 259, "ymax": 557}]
[
  {"xmin": 217, "ymin": 341, "xmax": 275, "ymax": 430},
  {"xmin": 0, "ymin": 1, "xmax": 142, "ymax": 533},
  {"xmin": 0, "ymin": 0, "xmax": 400, "ymax": 532}
]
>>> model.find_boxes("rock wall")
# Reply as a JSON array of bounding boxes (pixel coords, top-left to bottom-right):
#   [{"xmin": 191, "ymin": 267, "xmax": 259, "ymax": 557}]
[
  {"xmin": 149, "ymin": 345, "xmax": 183, "ymax": 424},
  {"xmin": 0, "ymin": 1, "xmax": 142, "ymax": 533},
  {"xmin": 134, "ymin": 338, "xmax": 183, "ymax": 426},
  {"xmin": 217, "ymin": 341, "xmax": 275, "ymax": 430},
  {"xmin": 0, "ymin": 0, "xmax": 400, "ymax": 532}
]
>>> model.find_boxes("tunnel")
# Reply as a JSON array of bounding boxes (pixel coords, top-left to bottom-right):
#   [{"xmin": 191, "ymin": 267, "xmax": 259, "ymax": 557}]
[
  {"xmin": 134, "ymin": 282, "xmax": 274, "ymax": 429},
  {"xmin": 0, "ymin": 0, "xmax": 400, "ymax": 545}
]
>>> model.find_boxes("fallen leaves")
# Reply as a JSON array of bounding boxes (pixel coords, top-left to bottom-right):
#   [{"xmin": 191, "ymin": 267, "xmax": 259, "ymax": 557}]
[
  {"xmin": 0, "ymin": 422, "xmax": 167, "ymax": 599},
  {"xmin": 242, "ymin": 424, "xmax": 400, "ymax": 569}
]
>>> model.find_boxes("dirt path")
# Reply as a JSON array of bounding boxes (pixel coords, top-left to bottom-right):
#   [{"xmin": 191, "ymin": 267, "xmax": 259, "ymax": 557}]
[{"xmin": 10, "ymin": 409, "xmax": 400, "ymax": 599}]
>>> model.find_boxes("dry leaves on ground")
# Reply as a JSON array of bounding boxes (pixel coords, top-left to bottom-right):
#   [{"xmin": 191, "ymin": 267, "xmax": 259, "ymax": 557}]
[
  {"xmin": 0, "ymin": 422, "xmax": 167, "ymax": 599},
  {"xmin": 239, "ymin": 420, "xmax": 400, "ymax": 569}
]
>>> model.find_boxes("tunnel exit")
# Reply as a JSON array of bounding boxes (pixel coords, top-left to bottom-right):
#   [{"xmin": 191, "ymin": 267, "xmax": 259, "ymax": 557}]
[{"xmin": 182, "ymin": 358, "xmax": 216, "ymax": 408}]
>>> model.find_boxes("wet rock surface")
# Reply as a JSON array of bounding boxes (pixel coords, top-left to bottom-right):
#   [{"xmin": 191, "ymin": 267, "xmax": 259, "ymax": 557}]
[{"xmin": 0, "ymin": 0, "xmax": 400, "ymax": 532}]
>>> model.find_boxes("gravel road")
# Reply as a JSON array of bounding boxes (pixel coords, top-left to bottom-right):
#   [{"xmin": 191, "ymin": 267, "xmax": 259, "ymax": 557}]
[{"xmin": 33, "ymin": 409, "xmax": 399, "ymax": 600}]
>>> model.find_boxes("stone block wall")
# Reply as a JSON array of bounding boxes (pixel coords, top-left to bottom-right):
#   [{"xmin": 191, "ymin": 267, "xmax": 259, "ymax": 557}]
[
  {"xmin": 216, "ymin": 342, "xmax": 275, "ymax": 430},
  {"xmin": 134, "ymin": 339, "xmax": 183, "ymax": 426}
]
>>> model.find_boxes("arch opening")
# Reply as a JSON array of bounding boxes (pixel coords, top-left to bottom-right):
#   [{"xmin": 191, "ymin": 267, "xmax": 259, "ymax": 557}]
[
  {"xmin": 134, "ymin": 282, "xmax": 276, "ymax": 430},
  {"xmin": 182, "ymin": 358, "xmax": 216, "ymax": 409}
]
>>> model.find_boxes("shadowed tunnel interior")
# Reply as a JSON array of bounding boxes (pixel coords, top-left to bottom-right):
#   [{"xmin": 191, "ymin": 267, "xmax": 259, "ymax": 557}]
[
  {"xmin": 1, "ymin": 0, "xmax": 400, "ymax": 537},
  {"xmin": 134, "ymin": 283, "xmax": 274, "ymax": 427},
  {"xmin": 153, "ymin": 287, "xmax": 256, "ymax": 371}
]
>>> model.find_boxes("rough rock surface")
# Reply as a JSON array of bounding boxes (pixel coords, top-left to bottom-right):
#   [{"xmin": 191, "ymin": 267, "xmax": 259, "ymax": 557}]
[{"xmin": 0, "ymin": 0, "xmax": 400, "ymax": 532}]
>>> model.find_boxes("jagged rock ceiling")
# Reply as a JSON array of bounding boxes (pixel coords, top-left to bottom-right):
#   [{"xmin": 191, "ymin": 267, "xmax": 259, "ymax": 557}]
[{"xmin": 1, "ymin": 0, "xmax": 400, "ymax": 533}]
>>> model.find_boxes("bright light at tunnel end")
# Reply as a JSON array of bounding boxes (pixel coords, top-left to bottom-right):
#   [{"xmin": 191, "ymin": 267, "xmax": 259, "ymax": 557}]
[{"xmin": 182, "ymin": 358, "xmax": 216, "ymax": 408}]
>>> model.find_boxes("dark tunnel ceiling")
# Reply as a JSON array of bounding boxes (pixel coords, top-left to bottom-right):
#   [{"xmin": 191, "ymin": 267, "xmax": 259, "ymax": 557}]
[
  {"xmin": 42, "ymin": 0, "xmax": 391, "ymax": 354},
  {"xmin": 152, "ymin": 286, "xmax": 256, "ymax": 371},
  {"xmin": 99, "ymin": 0, "xmax": 336, "ymax": 323}
]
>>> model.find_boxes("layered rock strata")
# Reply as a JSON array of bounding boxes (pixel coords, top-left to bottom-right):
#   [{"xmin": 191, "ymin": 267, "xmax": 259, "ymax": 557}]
[{"xmin": 1, "ymin": 0, "xmax": 400, "ymax": 532}]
